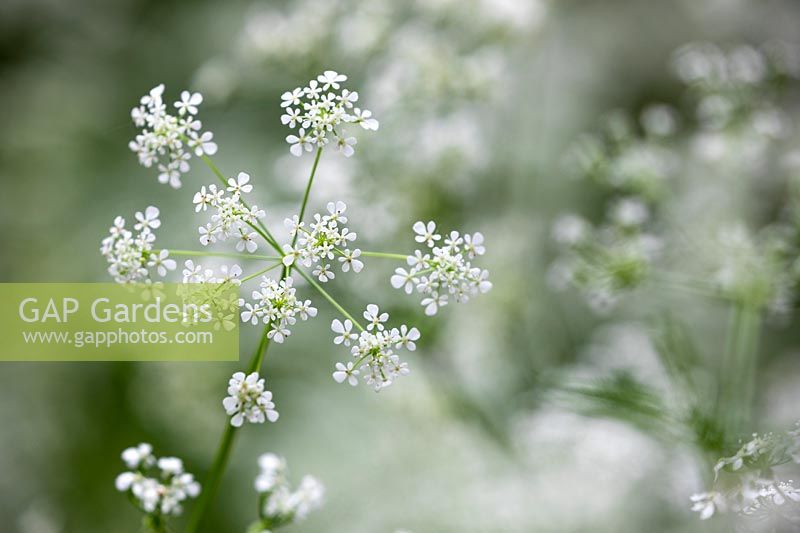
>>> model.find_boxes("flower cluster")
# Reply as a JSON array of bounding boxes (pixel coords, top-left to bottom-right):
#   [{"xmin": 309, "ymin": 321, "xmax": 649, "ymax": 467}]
[
  {"xmin": 283, "ymin": 201, "xmax": 362, "ymax": 282},
  {"xmin": 330, "ymin": 305, "xmax": 418, "ymax": 391},
  {"xmin": 548, "ymin": 208, "xmax": 662, "ymax": 312},
  {"xmin": 194, "ymin": 173, "xmax": 267, "ymax": 252},
  {"xmin": 115, "ymin": 443, "xmax": 201, "ymax": 518},
  {"xmin": 100, "ymin": 206, "xmax": 176, "ymax": 283},
  {"xmin": 282, "ymin": 70, "xmax": 378, "ymax": 157},
  {"xmin": 690, "ymin": 422, "xmax": 800, "ymax": 521},
  {"xmin": 129, "ymin": 84, "xmax": 217, "ymax": 188},
  {"xmin": 181, "ymin": 260, "xmax": 243, "ymax": 285},
  {"xmin": 247, "ymin": 453, "xmax": 324, "ymax": 531},
  {"xmin": 390, "ymin": 221, "xmax": 491, "ymax": 315},
  {"xmin": 223, "ymin": 371, "xmax": 279, "ymax": 427},
  {"xmin": 240, "ymin": 276, "xmax": 317, "ymax": 343}
]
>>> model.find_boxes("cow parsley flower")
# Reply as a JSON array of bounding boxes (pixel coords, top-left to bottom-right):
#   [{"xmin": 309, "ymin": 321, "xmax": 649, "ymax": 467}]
[
  {"xmin": 391, "ymin": 221, "xmax": 491, "ymax": 315},
  {"xmin": 100, "ymin": 206, "xmax": 175, "ymax": 284},
  {"xmin": 330, "ymin": 306, "xmax": 417, "ymax": 391},
  {"xmin": 690, "ymin": 491, "xmax": 725, "ymax": 520},
  {"xmin": 223, "ymin": 371, "xmax": 279, "ymax": 427},
  {"xmin": 115, "ymin": 443, "xmax": 200, "ymax": 518},
  {"xmin": 239, "ymin": 276, "xmax": 317, "ymax": 343},
  {"xmin": 282, "ymin": 201, "xmax": 361, "ymax": 282},
  {"xmin": 249, "ymin": 453, "xmax": 324, "ymax": 530},
  {"xmin": 129, "ymin": 84, "xmax": 216, "ymax": 188},
  {"xmin": 281, "ymin": 71, "xmax": 378, "ymax": 157},
  {"xmin": 193, "ymin": 176, "xmax": 266, "ymax": 251}
]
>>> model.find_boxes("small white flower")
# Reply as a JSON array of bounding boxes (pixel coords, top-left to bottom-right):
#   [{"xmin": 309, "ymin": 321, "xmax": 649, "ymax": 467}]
[
  {"xmin": 281, "ymin": 87, "xmax": 304, "ymax": 108},
  {"xmin": 336, "ymin": 135, "xmax": 357, "ymax": 157},
  {"xmin": 332, "ymin": 361, "xmax": 359, "ymax": 386},
  {"xmin": 227, "ymin": 171, "xmax": 253, "ymax": 194},
  {"xmin": 413, "ymin": 220, "xmax": 440, "ymax": 247},
  {"xmin": 286, "ymin": 128, "xmax": 313, "ymax": 157},
  {"xmin": 318, "ymin": 70, "xmax": 347, "ymax": 90},
  {"xmin": 395, "ymin": 325, "xmax": 420, "ymax": 351},
  {"xmin": 331, "ymin": 319, "xmax": 357, "ymax": 346},
  {"xmin": 313, "ymin": 263, "xmax": 335, "ymax": 282},
  {"xmin": 338, "ymin": 248, "xmax": 364, "ymax": 273},
  {"xmin": 236, "ymin": 231, "xmax": 258, "ymax": 253},
  {"xmin": 351, "ymin": 108, "xmax": 379, "ymax": 131},
  {"xmin": 188, "ymin": 130, "xmax": 218, "ymax": 156},
  {"xmin": 223, "ymin": 371, "xmax": 279, "ymax": 427},
  {"xmin": 174, "ymin": 91, "xmax": 203, "ymax": 116},
  {"xmin": 121, "ymin": 443, "xmax": 154, "ymax": 469},
  {"xmin": 363, "ymin": 304, "xmax": 388, "ymax": 331},
  {"xmin": 134, "ymin": 206, "xmax": 161, "ymax": 232}
]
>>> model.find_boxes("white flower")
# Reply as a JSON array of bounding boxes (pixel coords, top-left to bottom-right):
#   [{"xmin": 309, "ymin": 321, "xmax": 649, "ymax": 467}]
[
  {"xmin": 393, "ymin": 221, "xmax": 491, "ymax": 315},
  {"xmin": 313, "ymin": 263, "xmax": 335, "ymax": 282},
  {"xmin": 363, "ymin": 303, "xmax": 388, "ymax": 331},
  {"xmin": 331, "ymin": 319, "xmax": 357, "ymax": 346},
  {"xmin": 332, "ymin": 361, "xmax": 359, "ymax": 386},
  {"xmin": 611, "ymin": 197, "xmax": 649, "ymax": 228},
  {"xmin": 286, "ymin": 128, "xmax": 313, "ymax": 157},
  {"xmin": 413, "ymin": 220, "xmax": 440, "ymax": 247},
  {"xmin": 150, "ymin": 249, "xmax": 176, "ymax": 277},
  {"xmin": 227, "ymin": 171, "xmax": 253, "ymax": 194},
  {"xmin": 121, "ymin": 443, "xmax": 155, "ymax": 469},
  {"xmin": 338, "ymin": 248, "xmax": 363, "ymax": 273},
  {"xmin": 336, "ymin": 135, "xmax": 357, "ymax": 157},
  {"xmin": 255, "ymin": 453, "xmax": 287, "ymax": 492},
  {"xmin": 174, "ymin": 91, "xmax": 203, "ymax": 116},
  {"xmin": 690, "ymin": 491, "xmax": 725, "ymax": 520},
  {"xmin": 390, "ymin": 267, "xmax": 416, "ymax": 294},
  {"xmin": 223, "ymin": 371, "xmax": 279, "ymax": 427},
  {"xmin": 351, "ymin": 108, "xmax": 379, "ymax": 131},
  {"xmin": 188, "ymin": 130, "xmax": 218, "ymax": 156},
  {"xmin": 134, "ymin": 206, "xmax": 161, "ymax": 231},
  {"xmin": 281, "ymin": 87, "xmax": 303, "ymax": 107},
  {"xmin": 236, "ymin": 231, "xmax": 258, "ymax": 253},
  {"xmin": 318, "ymin": 70, "xmax": 347, "ymax": 90}
]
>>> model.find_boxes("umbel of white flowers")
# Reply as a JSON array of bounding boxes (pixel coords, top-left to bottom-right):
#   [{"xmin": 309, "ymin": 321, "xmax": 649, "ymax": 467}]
[
  {"xmin": 115, "ymin": 443, "xmax": 201, "ymax": 519},
  {"xmin": 223, "ymin": 371, "xmax": 279, "ymax": 427},
  {"xmin": 281, "ymin": 70, "xmax": 378, "ymax": 157},
  {"xmin": 100, "ymin": 206, "xmax": 176, "ymax": 284},
  {"xmin": 129, "ymin": 85, "xmax": 217, "ymax": 188},
  {"xmin": 391, "ymin": 221, "xmax": 491, "ymax": 316},
  {"xmin": 690, "ymin": 421, "xmax": 800, "ymax": 521},
  {"xmin": 246, "ymin": 453, "xmax": 324, "ymax": 532},
  {"xmin": 330, "ymin": 304, "xmax": 417, "ymax": 392}
]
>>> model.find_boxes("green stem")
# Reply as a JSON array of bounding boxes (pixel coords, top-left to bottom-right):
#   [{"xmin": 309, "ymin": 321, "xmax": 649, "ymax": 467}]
[
  {"xmin": 241, "ymin": 262, "xmax": 283, "ymax": 283},
  {"xmin": 718, "ymin": 303, "xmax": 761, "ymax": 444},
  {"xmin": 296, "ymin": 268, "xmax": 365, "ymax": 331},
  {"xmin": 290, "ymin": 147, "xmax": 323, "ymax": 250},
  {"xmin": 358, "ymin": 251, "xmax": 408, "ymax": 260},
  {"xmin": 185, "ymin": 328, "xmax": 273, "ymax": 533},
  {"xmin": 164, "ymin": 249, "xmax": 281, "ymax": 261}
]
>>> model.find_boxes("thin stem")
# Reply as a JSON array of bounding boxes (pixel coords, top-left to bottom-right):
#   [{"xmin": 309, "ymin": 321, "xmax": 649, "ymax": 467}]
[
  {"xmin": 290, "ymin": 147, "xmax": 323, "ymax": 249},
  {"xmin": 717, "ymin": 303, "xmax": 761, "ymax": 444},
  {"xmin": 164, "ymin": 249, "xmax": 281, "ymax": 261},
  {"xmin": 358, "ymin": 251, "xmax": 408, "ymax": 260},
  {"xmin": 296, "ymin": 268, "xmax": 365, "ymax": 331},
  {"xmin": 241, "ymin": 262, "xmax": 283, "ymax": 283},
  {"xmin": 185, "ymin": 328, "xmax": 273, "ymax": 533}
]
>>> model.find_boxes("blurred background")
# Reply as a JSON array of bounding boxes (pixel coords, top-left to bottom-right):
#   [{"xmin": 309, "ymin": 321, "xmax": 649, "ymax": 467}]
[{"xmin": 1, "ymin": 0, "xmax": 800, "ymax": 531}]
